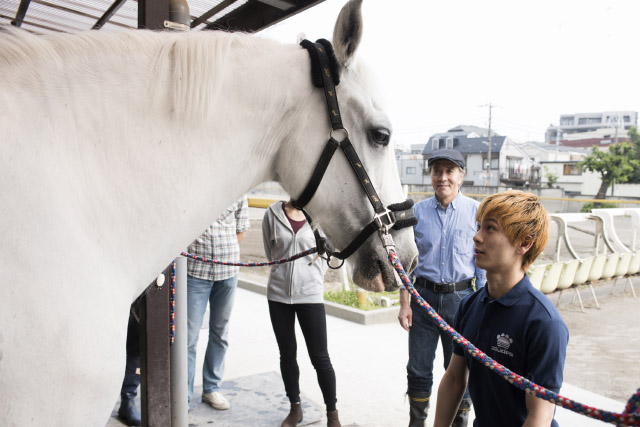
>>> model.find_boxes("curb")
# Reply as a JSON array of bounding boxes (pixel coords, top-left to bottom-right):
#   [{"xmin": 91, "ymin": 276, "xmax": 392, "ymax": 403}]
[{"xmin": 237, "ymin": 277, "xmax": 399, "ymax": 326}]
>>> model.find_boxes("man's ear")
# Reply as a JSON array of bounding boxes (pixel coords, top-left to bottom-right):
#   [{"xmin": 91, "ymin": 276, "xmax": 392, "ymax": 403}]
[{"xmin": 518, "ymin": 236, "xmax": 534, "ymax": 255}]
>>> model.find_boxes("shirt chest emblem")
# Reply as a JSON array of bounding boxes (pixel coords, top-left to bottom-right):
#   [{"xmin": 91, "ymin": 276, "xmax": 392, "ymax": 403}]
[{"xmin": 491, "ymin": 333, "xmax": 514, "ymax": 357}]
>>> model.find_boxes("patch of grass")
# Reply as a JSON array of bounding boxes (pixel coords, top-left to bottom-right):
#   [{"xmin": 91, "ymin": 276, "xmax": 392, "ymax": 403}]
[
  {"xmin": 580, "ymin": 201, "xmax": 617, "ymax": 212},
  {"xmin": 324, "ymin": 289, "xmax": 400, "ymax": 311}
]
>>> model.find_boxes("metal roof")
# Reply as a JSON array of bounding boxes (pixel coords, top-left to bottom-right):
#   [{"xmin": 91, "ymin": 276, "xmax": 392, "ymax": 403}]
[
  {"xmin": 0, "ymin": 0, "xmax": 325, "ymax": 34},
  {"xmin": 422, "ymin": 135, "xmax": 507, "ymax": 156}
]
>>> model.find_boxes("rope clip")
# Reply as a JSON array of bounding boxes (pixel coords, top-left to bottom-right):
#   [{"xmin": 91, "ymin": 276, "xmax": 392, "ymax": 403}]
[{"xmin": 378, "ymin": 229, "xmax": 396, "ymax": 255}]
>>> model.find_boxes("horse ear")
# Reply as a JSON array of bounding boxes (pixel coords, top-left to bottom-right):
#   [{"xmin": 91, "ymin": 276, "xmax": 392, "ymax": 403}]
[{"xmin": 332, "ymin": 0, "xmax": 363, "ymax": 68}]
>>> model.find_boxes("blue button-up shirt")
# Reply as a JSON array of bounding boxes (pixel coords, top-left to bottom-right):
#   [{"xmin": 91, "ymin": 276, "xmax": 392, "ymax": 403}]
[{"xmin": 413, "ymin": 192, "xmax": 486, "ymax": 288}]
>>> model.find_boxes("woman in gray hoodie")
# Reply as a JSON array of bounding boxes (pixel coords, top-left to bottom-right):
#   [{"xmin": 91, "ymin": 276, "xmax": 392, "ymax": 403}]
[{"xmin": 262, "ymin": 201, "xmax": 341, "ymax": 427}]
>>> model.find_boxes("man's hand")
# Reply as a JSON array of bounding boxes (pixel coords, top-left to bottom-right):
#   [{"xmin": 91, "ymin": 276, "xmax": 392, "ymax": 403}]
[{"xmin": 398, "ymin": 288, "xmax": 412, "ymax": 331}]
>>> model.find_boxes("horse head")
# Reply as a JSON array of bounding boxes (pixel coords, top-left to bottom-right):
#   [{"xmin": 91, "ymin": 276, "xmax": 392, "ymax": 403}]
[{"xmin": 276, "ymin": 0, "xmax": 419, "ymax": 292}]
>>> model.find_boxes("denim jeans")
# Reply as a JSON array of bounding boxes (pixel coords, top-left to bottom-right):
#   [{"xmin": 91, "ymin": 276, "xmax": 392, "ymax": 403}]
[
  {"xmin": 187, "ymin": 275, "xmax": 237, "ymax": 402},
  {"xmin": 407, "ymin": 284, "xmax": 473, "ymax": 396}
]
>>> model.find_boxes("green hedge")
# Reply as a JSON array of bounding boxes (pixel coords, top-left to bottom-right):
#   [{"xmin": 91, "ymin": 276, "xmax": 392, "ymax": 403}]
[{"xmin": 580, "ymin": 201, "xmax": 618, "ymax": 212}]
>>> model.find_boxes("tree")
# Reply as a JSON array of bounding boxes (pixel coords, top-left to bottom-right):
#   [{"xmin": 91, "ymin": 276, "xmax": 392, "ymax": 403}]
[
  {"xmin": 628, "ymin": 126, "xmax": 640, "ymax": 183},
  {"xmin": 543, "ymin": 166, "xmax": 559, "ymax": 188},
  {"xmin": 580, "ymin": 142, "xmax": 640, "ymax": 200}
]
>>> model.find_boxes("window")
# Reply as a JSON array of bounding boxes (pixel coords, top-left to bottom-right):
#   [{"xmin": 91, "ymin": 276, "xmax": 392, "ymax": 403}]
[
  {"xmin": 446, "ymin": 137, "xmax": 453, "ymax": 149},
  {"xmin": 482, "ymin": 155, "xmax": 499, "ymax": 170},
  {"xmin": 624, "ymin": 115, "xmax": 631, "ymax": 123},
  {"xmin": 432, "ymin": 138, "xmax": 440, "ymax": 150},
  {"xmin": 406, "ymin": 167, "xmax": 416, "ymax": 175},
  {"xmin": 578, "ymin": 117, "xmax": 601, "ymax": 125},
  {"xmin": 560, "ymin": 117, "xmax": 574, "ymax": 126},
  {"xmin": 563, "ymin": 164, "xmax": 582, "ymax": 176}
]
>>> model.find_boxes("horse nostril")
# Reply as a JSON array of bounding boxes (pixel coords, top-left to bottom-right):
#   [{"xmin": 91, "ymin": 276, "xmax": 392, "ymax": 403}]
[{"xmin": 406, "ymin": 255, "xmax": 418, "ymax": 274}]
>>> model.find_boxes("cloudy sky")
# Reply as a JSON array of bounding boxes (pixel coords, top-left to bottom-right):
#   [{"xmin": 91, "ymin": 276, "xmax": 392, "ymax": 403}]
[{"xmin": 259, "ymin": 0, "xmax": 640, "ymax": 148}]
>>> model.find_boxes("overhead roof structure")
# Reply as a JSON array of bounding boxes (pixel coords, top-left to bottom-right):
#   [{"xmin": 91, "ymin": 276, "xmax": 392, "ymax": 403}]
[{"xmin": 0, "ymin": 0, "xmax": 325, "ymax": 35}]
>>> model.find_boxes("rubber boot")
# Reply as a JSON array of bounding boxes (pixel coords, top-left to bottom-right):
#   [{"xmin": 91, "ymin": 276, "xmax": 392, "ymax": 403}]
[
  {"xmin": 118, "ymin": 398, "xmax": 141, "ymax": 426},
  {"xmin": 281, "ymin": 402, "xmax": 303, "ymax": 427},
  {"xmin": 327, "ymin": 410, "xmax": 341, "ymax": 427},
  {"xmin": 408, "ymin": 392, "xmax": 430, "ymax": 427},
  {"xmin": 452, "ymin": 397, "xmax": 472, "ymax": 427},
  {"xmin": 118, "ymin": 355, "xmax": 141, "ymax": 426}
]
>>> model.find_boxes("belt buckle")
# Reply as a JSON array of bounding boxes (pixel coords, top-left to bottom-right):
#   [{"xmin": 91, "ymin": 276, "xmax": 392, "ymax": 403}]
[{"xmin": 434, "ymin": 282, "xmax": 453, "ymax": 293}]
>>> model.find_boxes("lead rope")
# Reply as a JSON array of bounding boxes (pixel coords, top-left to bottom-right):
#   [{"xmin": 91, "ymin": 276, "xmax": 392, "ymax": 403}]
[
  {"xmin": 387, "ymin": 249, "xmax": 640, "ymax": 426},
  {"xmin": 169, "ymin": 249, "xmax": 318, "ymax": 343},
  {"xmin": 172, "ymin": 246, "xmax": 639, "ymax": 424}
]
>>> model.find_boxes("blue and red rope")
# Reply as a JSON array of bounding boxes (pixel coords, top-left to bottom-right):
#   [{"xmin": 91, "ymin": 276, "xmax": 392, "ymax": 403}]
[
  {"xmin": 168, "ymin": 247, "xmax": 640, "ymax": 425},
  {"xmin": 388, "ymin": 249, "xmax": 640, "ymax": 426}
]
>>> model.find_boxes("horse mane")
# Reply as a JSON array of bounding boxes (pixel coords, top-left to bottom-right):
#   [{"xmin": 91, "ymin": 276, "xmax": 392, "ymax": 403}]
[{"xmin": 0, "ymin": 26, "xmax": 279, "ymax": 124}]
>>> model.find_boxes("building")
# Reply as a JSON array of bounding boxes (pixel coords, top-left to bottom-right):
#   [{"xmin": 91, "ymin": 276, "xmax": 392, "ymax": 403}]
[
  {"xmin": 396, "ymin": 151, "xmax": 428, "ymax": 185},
  {"xmin": 545, "ymin": 111, "xmax": 638, "ymax": 146},
  {"xmin": 422, "ymin": 126, "xmax": 540, "ymax": 187},
  {"xmin": 518, "ymin": 141, "xmax": 589, "ymax": 163},
  {"xmin": 538, "ymin": 160, "xmax": 600, "ymax": 195}
]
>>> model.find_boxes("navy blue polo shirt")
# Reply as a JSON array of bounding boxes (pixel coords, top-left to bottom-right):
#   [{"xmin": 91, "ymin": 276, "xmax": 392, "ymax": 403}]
[{"xmin": 453, "ymin": 274, "xmax": 569, "ymax": 427}]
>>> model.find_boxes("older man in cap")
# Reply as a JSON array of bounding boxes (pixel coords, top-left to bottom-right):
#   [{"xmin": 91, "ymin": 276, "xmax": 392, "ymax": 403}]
[{"xmin": 398, "ymin": 149, "xmax": 486, "ymax": 427}]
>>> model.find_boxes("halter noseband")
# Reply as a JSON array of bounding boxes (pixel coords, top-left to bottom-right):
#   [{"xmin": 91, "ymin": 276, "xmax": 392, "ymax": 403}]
[{"xmin": 291, "ymin": 39, "xmax": 417, "ymax": 268}]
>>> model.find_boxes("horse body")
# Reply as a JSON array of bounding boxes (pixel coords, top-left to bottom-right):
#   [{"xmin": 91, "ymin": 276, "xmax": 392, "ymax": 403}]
[{"xmin": 0, "ymin": 1, "xmax": 417, "ymax": 424}]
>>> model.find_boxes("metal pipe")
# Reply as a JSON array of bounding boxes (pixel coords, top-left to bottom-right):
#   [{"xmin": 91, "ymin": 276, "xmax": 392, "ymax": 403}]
[
  {"xmin": 11, "ymin": 0, "xmax": 32, "ymax": 27},
  {"xmin": 92, "ymin": 0, "xmax": 128, "ymax": 30}
]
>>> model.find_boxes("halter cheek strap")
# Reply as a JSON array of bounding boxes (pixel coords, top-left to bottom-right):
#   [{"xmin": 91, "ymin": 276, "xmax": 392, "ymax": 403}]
[{"xmin": 292, "ymin": 39, "xmax": 417, "ymax": 267}]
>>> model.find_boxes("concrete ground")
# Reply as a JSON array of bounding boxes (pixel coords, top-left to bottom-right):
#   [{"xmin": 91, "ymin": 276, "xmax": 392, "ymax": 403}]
[
  {"xmin": 108, "ymin": 206, "xmax": 639, "ymax": 426},
  {"xmin": 131, "ymin": 284, "xmax": 635, "ymax": 427}
]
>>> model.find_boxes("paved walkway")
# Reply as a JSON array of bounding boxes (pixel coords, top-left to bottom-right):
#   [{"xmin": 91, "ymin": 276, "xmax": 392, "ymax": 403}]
[
  {"xmin": 107, "ymin": 205, "xmax": 638, "ymax": 426},
  {"xmin": 109, "ymin": 282, "xmax": 633, "ymax": 426}
]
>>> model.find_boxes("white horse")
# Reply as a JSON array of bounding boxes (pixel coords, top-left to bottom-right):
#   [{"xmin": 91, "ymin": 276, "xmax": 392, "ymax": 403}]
[{"xmin": 0, "ymin": 0, "xmax": 418, "ymax": 425}]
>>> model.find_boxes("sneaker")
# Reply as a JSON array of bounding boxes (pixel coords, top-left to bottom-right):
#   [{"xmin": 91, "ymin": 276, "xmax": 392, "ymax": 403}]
[{"xmin": 202, "ymin": 391, "xmax": 230, "ymax": 410}]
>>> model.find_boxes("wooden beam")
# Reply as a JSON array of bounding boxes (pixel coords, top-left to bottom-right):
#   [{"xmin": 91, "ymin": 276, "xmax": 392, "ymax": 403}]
[
  {"xmin": 92, "ymin": 0, "xmax": 129, "ymax": 30},
  {"xmin": 139, "ymin": 264, "xmax": 172, "ymax": 427},
  {"xmin": 204, "ymin": 0, "xmax": 325, "ymax": 33}
]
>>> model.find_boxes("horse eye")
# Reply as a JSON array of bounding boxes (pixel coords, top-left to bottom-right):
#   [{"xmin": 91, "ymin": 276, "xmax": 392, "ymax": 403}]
[{"xmin": 370, "ymin": 128, "xmax": 390, "ymax": 146}]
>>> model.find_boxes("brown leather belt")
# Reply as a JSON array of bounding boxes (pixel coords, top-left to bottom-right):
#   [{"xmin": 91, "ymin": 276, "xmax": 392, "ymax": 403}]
[{"xmin": 414, "ymin": 277, "xmax": 473, "ymax": 293}]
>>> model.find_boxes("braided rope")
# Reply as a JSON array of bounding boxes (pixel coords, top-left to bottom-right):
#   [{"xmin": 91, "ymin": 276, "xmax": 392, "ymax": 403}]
[
  {"xmin": 168, "ymin": 245, "xmax": 639, "ymax": 424},
  {"xmin": 169, "ymin": 261, "xmax": 176, "ymax": 344},
  {"xmin": 169, "ymin": 249, "xmax": 319, "ymax": 344},
  {"xmin": 388, "ymin": 250, "xmax": 640, "ymax": 426},
  {"xmin": 180, "ymin": 248, "xmax": 318, "ymax": 267}
]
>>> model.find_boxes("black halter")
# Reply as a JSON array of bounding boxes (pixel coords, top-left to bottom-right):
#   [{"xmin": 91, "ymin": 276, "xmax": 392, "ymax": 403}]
[{"xmin": 291, "ymin": 39, "xmax": 417, "ymax": 268}]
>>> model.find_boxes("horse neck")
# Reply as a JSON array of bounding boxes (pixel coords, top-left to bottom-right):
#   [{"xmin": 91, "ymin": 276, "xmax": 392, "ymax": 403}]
[
  {"xmin": 109, "ymin": 34, "xmax": 313, "ymax": 287},
  {"xmin": 1, "ymin": 30, "xmax": 314, "ymax": 297}
]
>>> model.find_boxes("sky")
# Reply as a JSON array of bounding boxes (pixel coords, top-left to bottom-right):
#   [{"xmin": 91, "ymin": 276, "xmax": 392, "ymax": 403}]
[{"xmin": 259, "ymin": 0, "xmax": 640, "ymax": 148}]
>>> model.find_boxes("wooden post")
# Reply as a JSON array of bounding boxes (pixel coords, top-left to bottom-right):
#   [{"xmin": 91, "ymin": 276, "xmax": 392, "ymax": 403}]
[{"xmin": 139, "ymin": 264, "xmax": 172, "ymax": 426}]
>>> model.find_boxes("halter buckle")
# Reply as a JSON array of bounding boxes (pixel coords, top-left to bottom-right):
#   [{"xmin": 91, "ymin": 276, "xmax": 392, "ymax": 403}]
[{"xmin": 373, "ymin": 210, "xmax": 396, "ymax": 233}]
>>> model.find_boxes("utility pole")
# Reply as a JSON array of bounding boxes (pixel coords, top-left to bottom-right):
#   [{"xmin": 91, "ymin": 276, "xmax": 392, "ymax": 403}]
[
  {"xmin": 481, "ymin": 103, "xmax": 494, "ymax": 187},
  {"xmin": 555, "ymin": 128, "xmax": 561, "ymax": 161}
]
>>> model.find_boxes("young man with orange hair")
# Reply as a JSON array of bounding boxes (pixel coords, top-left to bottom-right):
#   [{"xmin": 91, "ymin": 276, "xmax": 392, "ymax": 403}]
[{"xmin": 434, "ymin": 190, "xmax": 569, "ymax": 427}]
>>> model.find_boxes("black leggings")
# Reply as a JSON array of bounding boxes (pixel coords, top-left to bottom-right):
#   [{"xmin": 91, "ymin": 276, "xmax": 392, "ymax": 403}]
[{"xmin": 268, "ymin": 300, "xmax": 337, "ymax": 411}]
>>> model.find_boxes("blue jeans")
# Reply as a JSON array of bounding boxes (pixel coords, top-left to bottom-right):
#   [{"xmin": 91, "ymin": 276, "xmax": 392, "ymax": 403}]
[
  {"xmin": 187, "ymin": 275, "xmax": 237, "ymax": 402},
  {"xmin": 407, "ymin": 284, "xmax": 473, "ymax": 397}
]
